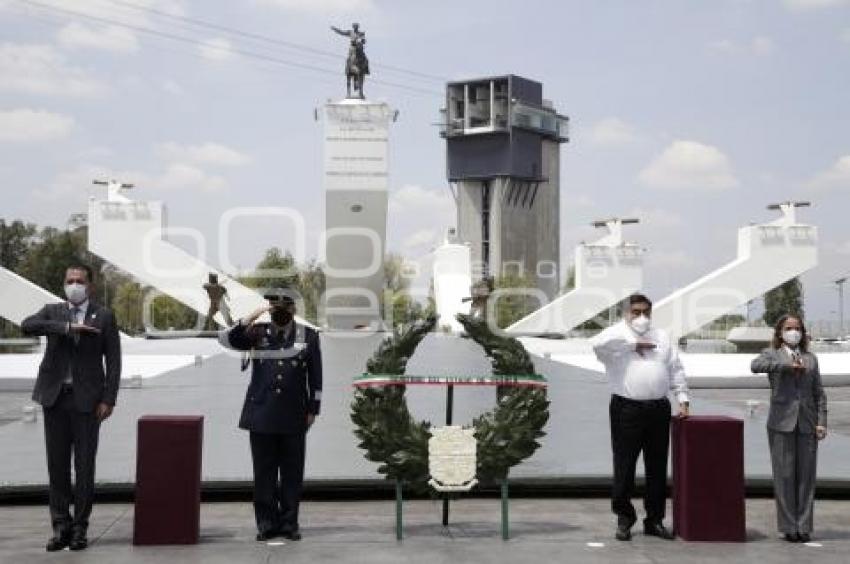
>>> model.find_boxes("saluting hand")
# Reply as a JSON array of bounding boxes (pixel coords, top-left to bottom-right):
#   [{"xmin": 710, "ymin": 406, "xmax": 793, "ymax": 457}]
[{"xmin": 245, "ymin": 304, "xmax": 274, "ymax": 326}]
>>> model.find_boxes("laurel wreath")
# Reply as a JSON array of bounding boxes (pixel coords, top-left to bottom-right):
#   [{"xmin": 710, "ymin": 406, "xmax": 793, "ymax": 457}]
[{"xmin": 350, "ymin": 313, "xmax": 549, "ymax": 489}]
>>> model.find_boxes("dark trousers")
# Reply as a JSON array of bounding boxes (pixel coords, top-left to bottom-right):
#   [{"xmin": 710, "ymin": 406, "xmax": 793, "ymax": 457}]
[
  {"xmin": 43, "ymin": 388, "xmax": 101, "ymax": 535},
  {"xmin": 249, "ymin": 431, "xmax": 306, "ymax": 534},
  {"xmin": 609, "ymin": 394, "xmax": 671, "ymax": 526}
]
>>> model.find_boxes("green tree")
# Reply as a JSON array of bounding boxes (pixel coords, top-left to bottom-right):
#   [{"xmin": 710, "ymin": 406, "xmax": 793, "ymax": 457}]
[
  {"xmin": 0, "ymin": 219, "xmax": 38, "ymax": 270},
  {"xmin": 493, "ymin": 273, "xmax": 537, "ymax": 329},
  {"xmin": 763, "ymin": 277, "xmax": 804, "ymax": 327},
  {"xmin": 297, "ymin": 259, "xmax": 326, "ymax": 325},
  {"xmin": 0, "ymin": 219, "xmax": 39, "ymax": 337},
  {"xmin": 240, "ymin": 247, "xmax": 298, "ymax": 290},
  {"xmin": 240, "ymin": 248, "xmax": 326, "ymax": 324},
  {"xmin": 561, "ymin": 265, "xmax": 575, "ymax": 293},
  {"xmin": 112, "ymin": 281, "xmax": 145, "ymax": 335},
  {"xmin": 17, "ymin": 227, "xmax": 88, "ymax": 296},
  {"xmin": 148, "ymin": 294, "xmax": 199, "ymax": 331}
]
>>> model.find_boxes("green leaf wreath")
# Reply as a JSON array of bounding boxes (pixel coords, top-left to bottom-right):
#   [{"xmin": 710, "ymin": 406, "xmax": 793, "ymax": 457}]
[{"xmin": 350, "ymin": 313, "xmax": 550, "ymax": 489}]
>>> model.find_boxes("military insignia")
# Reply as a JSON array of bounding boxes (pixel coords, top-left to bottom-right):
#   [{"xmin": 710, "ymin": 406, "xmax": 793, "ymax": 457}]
[{"xmin": 428, "ymin": 426, "xmax": 478, "ymax": 492}]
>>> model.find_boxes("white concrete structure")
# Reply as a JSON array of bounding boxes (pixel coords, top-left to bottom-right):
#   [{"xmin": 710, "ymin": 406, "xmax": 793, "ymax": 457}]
[
  {"xmin": 87, "ymin": 195, "xmax": 315, "ymax": 329},
  {"xmin": 519, "ymin": 337, "xmax": 850, "ymax": 386},
  {"xmin": 0, "ymin": 266, "xmax": 63, "ymax": 326},
  {"xmin": 506, "ymin": 218, "xmax": 643, "ymax": 335},
  {"xmin": 322, "ymin": 99, "xmax": 394, "ymax": 330},
  {"xmin": 652, "ymin": 202, "xmax": 818, "ymax": 342},
  {"xmin": 432, "ymin": 232, "xmax": 473, "ymax": 333}
]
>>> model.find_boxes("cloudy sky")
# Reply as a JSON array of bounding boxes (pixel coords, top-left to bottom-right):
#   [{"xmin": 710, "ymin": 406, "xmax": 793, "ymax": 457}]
[{"xmin": 1, "ymin": 0, "xmax": 848, "ymax": 324}]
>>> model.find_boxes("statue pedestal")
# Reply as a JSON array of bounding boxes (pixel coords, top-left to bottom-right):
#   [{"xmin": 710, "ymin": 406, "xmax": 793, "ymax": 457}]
[{"xmin": 322, "ymin": 99, "xmax": 394, "ymax": 330}]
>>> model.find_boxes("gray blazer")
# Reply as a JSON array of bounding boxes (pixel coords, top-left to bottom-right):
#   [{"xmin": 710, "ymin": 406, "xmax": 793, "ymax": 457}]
[{"xmin": 751, "ymin": 347, "xmax": 827, "ymax": 433}]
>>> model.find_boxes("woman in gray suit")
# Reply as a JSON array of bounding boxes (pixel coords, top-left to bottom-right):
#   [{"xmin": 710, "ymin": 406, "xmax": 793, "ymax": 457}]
[{"xmin": 751, "ymin": 314, "xmax": 827, "ymax": 543}]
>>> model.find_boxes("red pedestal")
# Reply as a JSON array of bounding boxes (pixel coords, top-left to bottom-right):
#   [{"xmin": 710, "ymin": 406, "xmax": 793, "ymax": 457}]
[
  {"xmin": 672, "ymin": 416, "xmax": 745, "ymax": 542},
  {"xmin": 133, "ymin": 415, "xmax": 204, "ymax": 545}
]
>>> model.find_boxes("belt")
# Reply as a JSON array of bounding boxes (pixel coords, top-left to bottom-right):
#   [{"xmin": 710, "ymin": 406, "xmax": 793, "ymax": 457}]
[{"xmin": 612, "ymin": 394, "xmax": 669, "ymax": 406}]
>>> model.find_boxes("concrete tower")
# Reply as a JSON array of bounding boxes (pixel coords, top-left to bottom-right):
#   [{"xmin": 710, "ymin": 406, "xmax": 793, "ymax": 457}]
[{"xmin": 440, "ymin": 75, "xmax": 568, "ymax": 300}]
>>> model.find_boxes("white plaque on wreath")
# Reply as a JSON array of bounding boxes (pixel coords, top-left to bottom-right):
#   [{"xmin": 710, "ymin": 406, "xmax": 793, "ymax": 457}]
[{"xmin": 428, "ymin": 425, "xmax": 478, "ymax": 492}]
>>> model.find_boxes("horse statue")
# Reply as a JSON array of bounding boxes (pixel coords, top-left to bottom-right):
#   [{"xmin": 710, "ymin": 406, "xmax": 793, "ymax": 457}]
[{"xmin": 331, "ymin": 23, "xmax": 370, "ymax": 99}]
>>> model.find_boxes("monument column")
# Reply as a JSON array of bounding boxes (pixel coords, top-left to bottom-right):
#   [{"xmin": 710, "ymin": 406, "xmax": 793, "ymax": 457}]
[{"xmin": 322, "ymin": 99, "xmax": 394, "ymax": 330}]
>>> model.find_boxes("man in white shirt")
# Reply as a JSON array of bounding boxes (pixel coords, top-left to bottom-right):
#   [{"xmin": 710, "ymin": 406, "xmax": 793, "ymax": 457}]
[{"xmin": 590, "ymin": 294, "xmax": 689, "ymax": 541}]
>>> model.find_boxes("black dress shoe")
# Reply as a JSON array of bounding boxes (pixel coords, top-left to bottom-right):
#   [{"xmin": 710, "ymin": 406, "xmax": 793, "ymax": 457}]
[
  {"xmin": 46, "ymin": 534, "xmax": 70, "ymax": 552},
  {"xmin": 784, "ymin": 533, "xmax": 799, "ymax": 542},
  {"xmin": 69, "ymin": 532, "xmax": 88, "ymax": 551},
  {"xmin": 798, "ymin": 533, "xmax": 811, "ymax": 543},
  {"xmin": 256, "ymin": 529, "xmax": 279, "ymax": 542},
  {"xmin": 280, "ymin": 529, "xmax": 302, "ymax": 541},
  {"xmin": 644, "ymin": 522, "xmax": 675, "ymax": 540},
  {"xmin": 615, "ymin": 524, "xmax": 632, "ymax": 541}
]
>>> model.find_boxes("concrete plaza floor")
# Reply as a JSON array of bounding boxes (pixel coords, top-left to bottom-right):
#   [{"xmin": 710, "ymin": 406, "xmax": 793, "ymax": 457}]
[{"xmin": 2, "ymin": 499, "xmax": 850, "ymax": 563}]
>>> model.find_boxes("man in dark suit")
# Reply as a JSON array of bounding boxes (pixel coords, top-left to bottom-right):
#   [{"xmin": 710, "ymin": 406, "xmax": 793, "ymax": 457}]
[
  {"xmin": 218, "ymin": 288, "xmax": 322, "ymax": 542},
  {"xmin": 22, "ymin": 263, "xmax": 121, "ymax": 552}
]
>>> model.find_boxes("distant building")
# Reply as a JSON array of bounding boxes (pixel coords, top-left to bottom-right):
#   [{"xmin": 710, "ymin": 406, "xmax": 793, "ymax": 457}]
[{"xmin": 440, "ymin": 75, "xmax": 568, "ymax": 300}]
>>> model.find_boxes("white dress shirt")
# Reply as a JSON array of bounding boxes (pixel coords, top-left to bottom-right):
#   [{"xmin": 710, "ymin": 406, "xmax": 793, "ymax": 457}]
[
  {"xmin": 65, "ymin": 299, "xmax": 89, "ymax": 384},
  {"xmin": 590, "ymin": 320, "xmax": 689, "ymax": 404}
]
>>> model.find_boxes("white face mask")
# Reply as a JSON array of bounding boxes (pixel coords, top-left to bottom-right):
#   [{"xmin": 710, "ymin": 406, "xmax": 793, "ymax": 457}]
[
  {"xmin": 64, "ymin": 283, "xmax": 88, "ymax": 305},
  {"xmin": 783, "ymin": 329, "xmax": 802, "ymax": 347},
  {"xmin": 630, "ymin": 314, "xmax": 651, "ymax": 335}
]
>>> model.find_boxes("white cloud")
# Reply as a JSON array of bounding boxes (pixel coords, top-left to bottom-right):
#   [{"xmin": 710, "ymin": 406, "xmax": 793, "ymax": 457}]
[
  {"xmin": 154, "ymin": 163, "xmax": 228, "ymax": 192},
  {"xmin": 156, "ymin": 142, "xmax": 252, "ymax": 167},
  {"xmin": 624, "ymin": 207, "xmax": 683, "ymax": 228},
  {"xmin": 34, "ymin": 163, "xmax": 120, "ymax": 203},
  {"xmin": 389, "ymin": 184, "xmax": 454, "ymax": 217},
  {"xmin": 259, "ymin": 0, "xmax": 376, "ymax": 14},
  {"xmin": 0, "ymin": 108, "xmax": 74, "ymax": 142},
  {"xmin": 57, "ymin": 22, "xmax": 139, "ymax": 54},
  {"xmin": 638, "ymin": 140, "xmax": 740, "ymax": 191},
  {"xmin": 0, "ymin": 42, "xmax": 106, "ymax": 97},
  {"xmin": 402, "ymin": 228, "xmax": 437, "ymax": 250},
  {"xmin": 571, "ymin": 194, "xmax": 596, "ymax": 208},
  {"xmin": 805, "ymin": 155, "xmax": 850, "ymax": 191},
  {"xmin": 833, "ymin": 240, "xmax": 850, "ymax": 255},
  {"xmin": 161, "ymin": 79, "xmax": 186, "ymax": 96},
  {"xmin": 751, "ymin": 36, "xmax": 775, "ymax": 56},
  {"xmin": 198, "ymin": 37, "xmax": 237, "ymax": 62},
  {"xmin": 587, "ymin": 117, "xmax": 638, "ymax": 147},
  {"xmin": 708, "ymin": 36, "xmax": 775, "ymax": 57},
  {"xmin": 783, "ymin": 0, "xmax": 849, "ymax": 11},
  {"xmin": 388, "ymin": 185, "xmax": 455, "ymax": 254}
]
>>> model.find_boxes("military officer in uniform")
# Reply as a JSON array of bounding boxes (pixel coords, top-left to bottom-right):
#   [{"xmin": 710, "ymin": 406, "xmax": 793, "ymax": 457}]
[{"xmin": 219, "ymin": 289, "xmax": 322, "ymax": 541}]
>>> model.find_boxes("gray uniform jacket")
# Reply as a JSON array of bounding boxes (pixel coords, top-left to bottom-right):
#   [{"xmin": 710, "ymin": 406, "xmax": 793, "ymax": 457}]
[{"xmin": 751, "ymin": 347, "xmax": 827, "ymax": 433}]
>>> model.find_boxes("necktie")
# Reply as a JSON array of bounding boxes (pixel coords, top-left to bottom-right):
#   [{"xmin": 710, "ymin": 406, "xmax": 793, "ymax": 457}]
[{"xmin": 71, "ymin": 307, "xmax": 81, "ymax": 345}]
